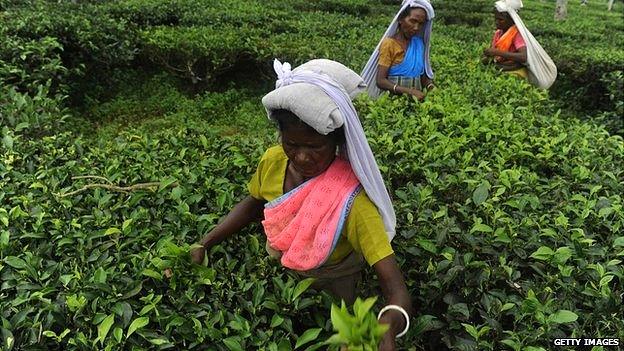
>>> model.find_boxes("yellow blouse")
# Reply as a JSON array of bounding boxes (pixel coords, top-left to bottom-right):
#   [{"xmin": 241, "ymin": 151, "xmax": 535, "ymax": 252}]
[
  {"xmin": 248, "ymin": 146, "xmax": 394, "ymax": 266},
  {"xmin": 378, "ymin": 37, "xmax": 406, "ymax": 67}
]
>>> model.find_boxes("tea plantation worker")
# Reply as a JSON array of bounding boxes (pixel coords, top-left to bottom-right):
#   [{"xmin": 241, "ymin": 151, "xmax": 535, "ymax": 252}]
[
  {"xmin": 482, "ymin": 4, "xmax": 528, "ymax": 78},
  {"xmin": 361, "ymin": 0, "xmax": 435, "ymax": 99},
  {"xmin": 191, "ymin": 59, "xmax": 413, "ymax": 350},
  {"xmin": 482, "ymin": 0, "xmax": 557, "ymax": 88}
]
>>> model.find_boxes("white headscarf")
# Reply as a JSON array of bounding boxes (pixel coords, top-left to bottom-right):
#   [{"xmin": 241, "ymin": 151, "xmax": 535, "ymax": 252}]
[
  {"xmin": 495, "ymin": 0, "xmax": 557, "ymax": 88},
  {"xmin": 495, "ymin": 0, "xmax": 523, "ymax": 12},
  {"xmin": 262, "ymin": 59, "xmax": 397, "ymax": 240},
  {"xmin": 361, "ymin": 0, "xmax": 435, "ymax": 98}
]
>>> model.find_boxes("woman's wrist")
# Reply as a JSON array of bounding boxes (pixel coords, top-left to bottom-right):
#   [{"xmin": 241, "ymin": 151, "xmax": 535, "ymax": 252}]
[
  {"xmin": 378, "ymin": 310, "xmax": 402, "ymax": 337},
  {"xmin": 199, "ymin": 234, "xmax": 214, "ymax": 249},
  {"xmin": 378, "ymin": 305, "xmax": 410, "ymax": 338}
]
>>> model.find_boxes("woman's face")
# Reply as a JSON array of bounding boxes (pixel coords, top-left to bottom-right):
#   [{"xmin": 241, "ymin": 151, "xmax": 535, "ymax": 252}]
[
  {"xmin": 399, "ymin": 8, "xmax": 427, "ymax": 38},
  {"xmin": 495, "ymin": 11, "xmax": 513, "ymax": 30},
  {"xmin": 281, "ymin": 125, "xmax": 337, "ymax": 179}
]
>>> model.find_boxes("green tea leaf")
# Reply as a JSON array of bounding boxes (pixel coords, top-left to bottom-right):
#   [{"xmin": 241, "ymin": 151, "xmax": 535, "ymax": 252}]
[
  {"xmin": 270, "ymin": 315, "xmax": 284, "ymax": 328},
  {"xmin": 113, "ymin": 327, "xmax": 123, "ymax": 343},
  {"xmin": 104, "ymin": 227, "xmax": 121, "ymax": 236},
  {"xmin": 1, "ymin": 327, "xmax": 15, "ymax": 351},
  {"xmin": 411, "ymin": 315, "xmax": 436, "ymax": 336},
  {"xmin": 472, "ymin": 181, "xmax": 490, "ymax": 205},
  {"xmin": 159, "ymin": 177, "xmax": 178, "ymax": 191},
  {"xmin": 126, "ymin": 317, "xmax": 149, "ymax": 338},
  {"xmin": 149, "ymin": 338, "xmax": 169, "ymax": 345},
  {"xmin": 122, "ymin": 219, "xmax": 133, "ymax": 233},
  {"xmin": 4, "ymin": 256, "xmax": 27, "ymax": 269},
  {"xmin": 470, "ymin": 223, "xmax": 493, "ymax": 233},
  {"xmin": 549, "ymin": 310, "xmax": 578, "ymax": 324},
  {"xmin": 295, "ymin": 328, "xmax": 322, "ymax": 349},
  {"xmin": 417, "ymin": 239, "xmax": 438, "ymax": 254},
  {"xmin": 223, "ymin": 337, "xmax": 244, "ymax": 351},
  {"xmin": 501, "ymin": 303, "xmax": 515, "ymax": 312},
  {"xmin": 0, "ymin": 231, "xmax": 8, "ymax": 248},
  {"xmin": 330, "ymin": 304, "xmax": 351, "ymax": 337},
  {"xmin": 599, "ymin": 275, "xmax": 614, "ymax": 287},
  {"xmin": 530, "ymin": 246, "xmax": 554, "ymax": 261},
  {"xmin": 461, "ymin": 323, "xmax": 479, "ymax": 340},
  {"xmin": 97, "ymin": 314, "xmax": 115, "ymax": 345},
  {"xmin": 292, "ymin": 278, "xmax": 315, "ymax": 301},
  {"xmin": 354, "ymin": 297, "xmax": 377, "ymax": 320},
  {"xmin": 141, "ymin": 269, "xmax": 162, "ymax": 280}
]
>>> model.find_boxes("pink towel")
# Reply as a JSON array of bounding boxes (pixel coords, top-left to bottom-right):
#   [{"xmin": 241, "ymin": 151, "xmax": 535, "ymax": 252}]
[{"xmin": 262, "ymin": 158, "xmax": 361, "ymax": 271}]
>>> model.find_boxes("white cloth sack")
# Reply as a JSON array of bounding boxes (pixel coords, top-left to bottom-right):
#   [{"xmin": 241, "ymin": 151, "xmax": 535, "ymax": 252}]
[
  {"xmin": 361, "ymin": 0, "xmax": 435, "ymax": 98},
  {"xmin": 496, "ymin": 0, "xmax": 557, "ymax": 89},
  {"xmin": 262, "ymin": 59, "xmax": 366, "ymax": 135}
]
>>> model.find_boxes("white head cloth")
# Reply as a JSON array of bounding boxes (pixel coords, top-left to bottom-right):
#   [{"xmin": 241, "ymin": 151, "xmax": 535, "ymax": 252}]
[
  {"xmin": 495, "ymin": 0, "xmax": 557, "ymax": 88},
  {"xmin": 361, "ymin": 0, "xmax": 435, "ymax": 98},
  {"xmin": 262, "ymin": 59, "xmax": 397, "ymax": 240}
]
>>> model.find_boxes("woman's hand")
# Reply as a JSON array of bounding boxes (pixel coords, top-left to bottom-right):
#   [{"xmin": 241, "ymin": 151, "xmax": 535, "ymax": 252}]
[
  {"xmin": 483, "ymin": 47, "xmax": 502, "ymax": 57},
  {"xmin": 190, "ymin": 245, "xmax": 205, "ymax": 265},
  {"xmin": 378, "ymin": 309, "xmax": 402, "ymax": 350},
  {"xmin": 189, "ymin": 195, "xmax": 266, "ymax": 265},
  {"xmin": 407, "ymin": 88, "xmax": 425, "ymax": 101}
]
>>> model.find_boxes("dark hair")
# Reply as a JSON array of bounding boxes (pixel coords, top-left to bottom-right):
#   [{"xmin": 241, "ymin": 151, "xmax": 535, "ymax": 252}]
[
  {"xmin": 398, "ymin": 6, "xmax": 426, "ymax": 21},
  {"xmin": 494, "ymin": 9, "xmax": 513, "ymax": 20},
  {"xmin": 271, "ymin": 109, "xmax": 345, "ymax": 145}
]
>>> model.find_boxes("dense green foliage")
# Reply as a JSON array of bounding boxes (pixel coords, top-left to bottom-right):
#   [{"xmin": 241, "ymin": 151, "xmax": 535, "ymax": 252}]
[
  {"xmin": 1, "ymin": 0, "xmax": 623, "ymax": 350},
  {"xmin": 326, "ymin": 297, "xmax": 389, "ymax": 350}
]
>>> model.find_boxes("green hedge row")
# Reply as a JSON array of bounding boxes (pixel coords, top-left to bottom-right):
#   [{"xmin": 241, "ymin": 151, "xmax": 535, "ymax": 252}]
[
  {"xmin": 1, "ymin": 0, "xmax": 621, "ymax": 133},
  {"xmin": 434, "ymin": 0, "xmax": 623, "ymax": 133}
]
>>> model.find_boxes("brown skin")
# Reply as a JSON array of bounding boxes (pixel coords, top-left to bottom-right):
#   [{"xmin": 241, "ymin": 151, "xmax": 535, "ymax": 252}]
[
  {"xmin": 281, "ymin": 124, "xmax": 338, "ymax": 182},
  {"xmin": 376, "ymin": 7, "xmax": 433, "ymax": 100},
  {"xmin": 375, "ymin": 255, "xmax": 412, "ymax": 350},
  {"xmin": 482, "ymin": 11, "xmax": 527, "ymax": 69},
  {"xmin": 191, "ymin": 123, "xmax": 412, "ymax": 351}
]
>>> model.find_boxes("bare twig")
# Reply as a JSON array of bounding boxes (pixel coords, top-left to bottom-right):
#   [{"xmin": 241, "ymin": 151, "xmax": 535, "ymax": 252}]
[{"xmin": 54, "ymin": 182, "xmax": 163, "ymax": 198}]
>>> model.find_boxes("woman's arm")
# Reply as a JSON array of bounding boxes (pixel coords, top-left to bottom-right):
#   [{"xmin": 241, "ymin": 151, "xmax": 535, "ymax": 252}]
[
  {"xmin": 373, "ymin": 254, "xmax": 413, "ymax": 351},
  {"xmin": 191, "ymin": 195, "xmax": 266, "ymax": 263},
  {"xmin": 376, "ymin": 65, "xmax": 425, "ymax": 100},
  {"xmin": 484, "ymin": 46, "xmax": 527, "ymax": 64}
]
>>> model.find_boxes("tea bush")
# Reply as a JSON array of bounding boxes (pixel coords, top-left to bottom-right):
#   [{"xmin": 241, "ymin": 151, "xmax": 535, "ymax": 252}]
[
  {"xmin": 1, "ymin": 0, "xmax": 138, "ymax": 104},
  {"xmin": 4, "ymin": 1, "xmax": 138, "ymax": 69},
  {"xmin": 1, "ymin": 0, "xmax": 623, "ymax": 350},
  {"xmin": 355, "ymin": 72, "xmax": 624, "ymax": 350},
  {"xmin": 0, "ymin": 33, "xmax": 66, "ymax": 96},
  {"xmin": 1, "ymin": 99, "xmax": 336, "ymax": 349},
  {"xmin": 434, "ymin": 0, "xmax": 624, "ymax": 134}
]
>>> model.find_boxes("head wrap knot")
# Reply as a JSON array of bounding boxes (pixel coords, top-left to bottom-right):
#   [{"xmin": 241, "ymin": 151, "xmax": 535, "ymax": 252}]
[{"xmin": 274, "ymin": 60, "xmax": 294, "ymax": 88}]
